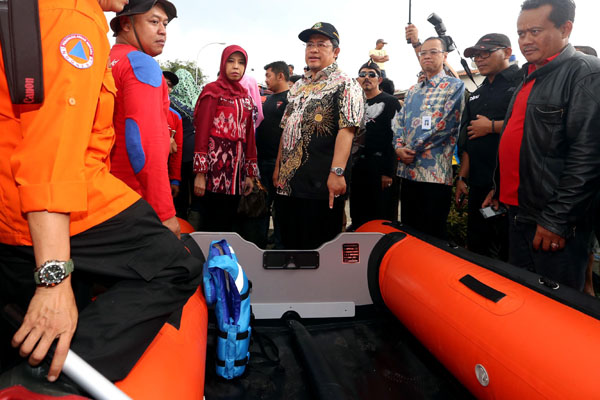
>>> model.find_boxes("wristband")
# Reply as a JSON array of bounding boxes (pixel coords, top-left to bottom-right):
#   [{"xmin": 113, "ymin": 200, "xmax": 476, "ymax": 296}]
[
  {"xmin": 456, "ymin": 176, "xmax": 468, "ymax": 185},
  {"xmin": 412, "ymin": 41, "xmax": 422, "ymax": 48}
]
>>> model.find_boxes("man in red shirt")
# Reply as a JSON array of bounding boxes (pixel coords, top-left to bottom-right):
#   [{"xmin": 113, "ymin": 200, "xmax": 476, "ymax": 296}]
[
  {"xmin": 484, "ymin": 0, "xmax": 600, "ymax": 291},
  {"xmin": 109, "ymin": 0, "xmax": 180, "ymax": 237}
]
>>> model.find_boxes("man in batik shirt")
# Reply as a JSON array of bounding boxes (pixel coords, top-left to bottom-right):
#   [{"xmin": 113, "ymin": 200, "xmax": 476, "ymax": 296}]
[
  {"xmin": 393, "ymin": 37, "xmax": 464, "ymax": 239},
  {"xmin": 274, "ymin": 22, "xmax": 364, "ymax": 249}
]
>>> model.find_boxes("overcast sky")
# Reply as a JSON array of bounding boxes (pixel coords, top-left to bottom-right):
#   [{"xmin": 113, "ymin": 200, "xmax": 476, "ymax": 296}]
[{"xmin": 106, "ymin": 0, "xmax": 597, "ymax": 90}]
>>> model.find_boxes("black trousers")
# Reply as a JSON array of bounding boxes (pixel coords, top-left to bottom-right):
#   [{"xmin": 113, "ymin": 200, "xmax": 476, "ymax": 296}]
[
  {"xmin": 400, "ymin": 178, "xmax": 452, "ymax": 240},
  {"xmin": 275, "ymin": 195, "xmax": 345, "ymax": 250},
  {"xmin": 199, "ymin": 191, "xmax": 241, "ymax": 233},
  {"xmin": 350, "ymin": 157, "xmax": 396, "ymax": 228},
  {"xmin": 0, "ymin": 200, "xmax": 202, "ymax": 381},
  {"xmin": 508, "ymin": 206, "xmax": 591, "ymax": 291},
  {"xmin": 466, "ymin": 186, "xmax": 509, "ymax": 261}
]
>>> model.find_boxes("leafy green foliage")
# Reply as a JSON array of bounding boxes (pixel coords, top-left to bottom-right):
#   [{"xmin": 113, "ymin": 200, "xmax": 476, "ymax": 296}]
[
  {"xmin": 159, "ymin": 59, "xmax": 205, "ymax": 86},
  {"xmin": 447, "ymin": 185, "xmax": 468, "ymax": 247}
]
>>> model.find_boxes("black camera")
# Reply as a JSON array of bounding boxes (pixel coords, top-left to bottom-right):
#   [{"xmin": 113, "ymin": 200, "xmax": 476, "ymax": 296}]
[{"xmin": 427, "ymin": 13, "xmax": 456, "ymax": 52}]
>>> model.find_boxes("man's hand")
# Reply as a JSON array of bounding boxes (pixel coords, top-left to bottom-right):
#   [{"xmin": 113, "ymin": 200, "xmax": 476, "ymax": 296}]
[
  {"xmin": 272, "ymin": 166, "xmax": 279, "ymax": 188},
  {"xmin": 396, "ymin": 147, "xmax": 416, "ymax": 165},
  {"xmin": 243, "ymin": 177, "xmax": 254, "ymax": 196},
  {"xmin": 162, "ymin": 215, "xmax": 181, "ymax": 238},
  {"xmin": 405, "ymin": 24, "xmax": 419, "ymax": 45},
  {"xmin": 533, "ymin": 224, "xmax": 565, "ymax": 252},
  {"xmin": 327, "ymin": 174, "xmax": 346, "ymax": 209},
  {"xmin": 381, "ymin": 175, "xmax": 393, "ymax": 190},
  {"xmin": 12, "ymin": 277, "xmax": 78, "ymax": 382},
  {"xmin": 481, "ymin": 189, "xmax": 500, "ymax": 209},
  {"xmin": 169, "ymin": 137, "xmax": 177, "ymax": 154},
  {"xmin": 194, "ymin": 173, "xmax": 206, "ymax": 197},
  {"xmin": 171, "ymin": 184, "xmax": 179, "ymax": 198},
  {"xmin": 455, "ymin": 180, "xmax": 468, "ymax": 208},
  {"xmin": 467, "ymin": 115, "xmax": 493, "ymax": 140}
]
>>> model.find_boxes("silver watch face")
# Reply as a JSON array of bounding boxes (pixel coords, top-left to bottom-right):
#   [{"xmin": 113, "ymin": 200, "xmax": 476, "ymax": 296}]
[
  {"xmin": 39, "ymin": 263, "xmax": 66, "ymax": 286},
  {"xmin": 332, "ymin": 167, "xmax": 344, "ymax": 176}
]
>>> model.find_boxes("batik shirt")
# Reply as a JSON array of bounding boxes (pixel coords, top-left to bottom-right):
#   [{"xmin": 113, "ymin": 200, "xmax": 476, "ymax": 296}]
[
  {"xmin": 392, "ymin": 70, "xmax": 464, "ymax": 185},
  {"xmin": 277, "ymin": 62, "xmax": 364, "ymax": 199}
]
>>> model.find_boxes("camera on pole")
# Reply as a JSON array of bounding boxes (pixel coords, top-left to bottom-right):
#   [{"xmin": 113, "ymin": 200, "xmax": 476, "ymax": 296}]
[{"xmin": 427, "ymin": 13, "xmax": 456, "ymax": 52}]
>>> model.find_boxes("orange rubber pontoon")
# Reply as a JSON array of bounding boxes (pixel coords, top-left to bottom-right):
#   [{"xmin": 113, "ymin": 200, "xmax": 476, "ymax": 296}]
[
  {"xmin": 359, "ymin": 220, "xmax": 600, "ymax": 399},
  {"xmin": 115, "ymin": 287, "xmax": 207, "ymax": 400}
]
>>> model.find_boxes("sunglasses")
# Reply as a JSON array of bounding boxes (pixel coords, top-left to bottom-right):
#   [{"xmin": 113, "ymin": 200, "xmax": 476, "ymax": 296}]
[
  {"xmin": 469, "ymin": 47, "xmax": 506, "ymax": 60},
  {"xmin": 358, "ymin": 71, "xmax": 379, "ymax": 78}
]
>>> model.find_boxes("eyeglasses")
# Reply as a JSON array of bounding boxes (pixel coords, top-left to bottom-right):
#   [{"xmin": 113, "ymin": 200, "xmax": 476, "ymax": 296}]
[
  {"xmin": 305, "ymin": 41, "xmax": 332, "ymax": 50},
  {"xmin": 469, "ymin": 47, "xmax": 506, "ymax": 60},
  {"xmin": 358, "ymin": 71, "xmax": 379, "ymax": 78},
  {"xmin": 418, "ymin": 49, "xmax": 444, "ymax": 57}
]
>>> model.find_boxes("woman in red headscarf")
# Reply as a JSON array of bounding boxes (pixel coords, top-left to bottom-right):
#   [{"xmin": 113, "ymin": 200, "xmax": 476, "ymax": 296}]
[{"xmin": 192, "ymin": 45, "xmax": 259, "ymax": 231}]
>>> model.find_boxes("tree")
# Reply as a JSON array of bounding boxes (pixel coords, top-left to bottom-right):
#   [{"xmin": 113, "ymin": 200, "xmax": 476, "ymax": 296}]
[{"xmin": 159, "ymin": 59, "xmax": 205, "ymax": 86}]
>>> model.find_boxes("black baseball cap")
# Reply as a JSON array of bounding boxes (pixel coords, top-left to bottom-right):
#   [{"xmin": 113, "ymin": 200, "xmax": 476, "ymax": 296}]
[
  {"xmin": 464, "ymin": 33, "xmax": 511, "ymax": 58},
  {"xmin": 110, "ymin": 0, "xmax": 177, "ymax": 35},
  {"xmin": 358, "ymin": 60, "xmax": 381, "ymax": 76},
  {"xmin": 376, "ymin": 39, "xmax": 387, "ymax": 45},
  {"xmin": 162, "ymin": 71, "xmax": 178, "ymax": 86},
  {"xmin": 298, "ymin": 22, "xmax": 340, "ymax": 43}
]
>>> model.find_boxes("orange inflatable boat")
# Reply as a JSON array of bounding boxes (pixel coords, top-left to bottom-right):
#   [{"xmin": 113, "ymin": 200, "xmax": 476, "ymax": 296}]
[
  {"xmin": 116, "ymin": 286, "xmax": 207, "ymax": 399},
  {"xmin": 358, "ymin": 220, "xmax": 600, "ymax": 399}
]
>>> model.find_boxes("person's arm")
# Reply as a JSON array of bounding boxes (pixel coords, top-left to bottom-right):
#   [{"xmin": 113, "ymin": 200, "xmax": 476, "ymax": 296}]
[
  {"xmin": 120, "ymin": 57, "xmax": 176, "ymax": 225},
  {"xmin": 467, "ymin": 115, "xmax": 504, "ymax": 140},
  {"xmin": 534, "ymin": 75, "xmax": 600, "ymax": 248},
  {"xmin": 327, "ymin": 127, "xmax": 355, "ymax": 208},
  {"xmin": 273, "ymin": 137, "xmax": 283, "ymax": 188},
  {"xmin": 405, "ymin": 24, "xmax": 422, "ymax": 60},
  {"xmin": 192, "ymin": 94, "xmax": 218, "ymax": 196},
  {"xmin": 243, "ymin": 98, "xmax": 258, "ymax": 196},
  {"xmin": 168, "ymin": 109, "xmax": 183, "ymax": 197},
  {"xmin": 455, "ymin": 152, "xmax": 469, "ymax": 207},
  {"xmin": 370, "ymin": 54, "xmax": 387, "ymax": 63},
  {"xmin": 392, "ymin": 100, "xmax": 415, "ymax": 164},
  {"xmin": 329, "ymin": 79, "xmax": 365, "ymax": 208},
  {"xmin": 8, "ymin": 6, "xmax": 108, "ymax": 380},
  {"xmin": 13, "ymin": 213, "xmax": 77, "ymax": 382}
]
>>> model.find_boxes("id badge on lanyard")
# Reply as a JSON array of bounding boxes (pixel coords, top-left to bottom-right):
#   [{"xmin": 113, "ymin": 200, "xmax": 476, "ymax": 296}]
[{"xmin": 422, "ymin": 105, "xmax": 432, "ymax": 130}]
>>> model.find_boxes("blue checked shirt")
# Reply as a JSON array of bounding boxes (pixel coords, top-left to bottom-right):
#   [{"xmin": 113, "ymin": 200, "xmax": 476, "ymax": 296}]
[{"xmin": 392, "ymin": 71, "xmax": 464, "ymax": 185}]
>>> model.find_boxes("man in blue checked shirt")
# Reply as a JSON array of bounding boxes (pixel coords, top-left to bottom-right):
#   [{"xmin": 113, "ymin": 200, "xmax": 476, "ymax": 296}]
[{"xmin": 393, "ymin": 37, "xmax": 464, "ymax": 239}]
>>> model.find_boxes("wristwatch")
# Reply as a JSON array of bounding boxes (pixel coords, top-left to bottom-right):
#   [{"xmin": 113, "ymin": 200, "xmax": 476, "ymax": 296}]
[
  {"xmin": 330, "ymin": 167, "xmax": 345, "ymax": 176},
  {"xmin": 34, "ymin": 259, "xmax": 74, "ymax": 287}
]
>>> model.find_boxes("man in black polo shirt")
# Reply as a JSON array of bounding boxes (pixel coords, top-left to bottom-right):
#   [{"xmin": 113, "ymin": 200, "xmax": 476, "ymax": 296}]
[
  {"xmin": 350, "ymin": 61, "xmax": 400, "ymax": 228},
  {"xmin": 256, "ymin": 61, "xmax": 289, "ymax": 248},
  {"xmin": 455, "ymin": 33, "xmax": 521, "ymax": 260}
]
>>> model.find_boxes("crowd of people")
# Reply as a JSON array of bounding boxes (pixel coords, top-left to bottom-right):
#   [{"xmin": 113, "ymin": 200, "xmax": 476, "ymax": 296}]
[{"xmin": 0, "ymin": 0, "xmax": 599, "ymax": 393}]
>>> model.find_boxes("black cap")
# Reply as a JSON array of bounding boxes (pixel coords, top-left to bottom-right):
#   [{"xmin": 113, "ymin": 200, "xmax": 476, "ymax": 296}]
[
  {"xmin": 464, "ymin": 33, "xmax": 511, "ymax": 58},
  {"xmin": 376, "ymin": 39, "xmax": 387, "ymax": 45},
  {"xmin": 358, "ymin": 60, "xmax": 381, "ymax": 76},
  {"xmin": 298, "ymin": 22, "xmax": 340, "ymax": 43},
  {"xmin": 162, "ymin": 70, "xmax": 178, "ymax": 86},
  {"xmin": 110, "ymin": 0, "xmax": 177, "ymax": 34}
]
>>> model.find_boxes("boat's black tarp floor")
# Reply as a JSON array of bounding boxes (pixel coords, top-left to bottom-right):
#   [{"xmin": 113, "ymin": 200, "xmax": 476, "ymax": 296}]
[{"xmin": 204, "ymin": 306, "xmax": 473, "ymax": 400}]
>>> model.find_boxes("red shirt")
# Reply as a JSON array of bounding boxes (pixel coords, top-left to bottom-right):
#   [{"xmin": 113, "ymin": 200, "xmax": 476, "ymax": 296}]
[
  {"xmin": 498, "ymin": 54, "xmax": 559, "ymax": 206},
  {"xmin": 109, "ymin": 44, "xmax": 175, "ymax": 221}
]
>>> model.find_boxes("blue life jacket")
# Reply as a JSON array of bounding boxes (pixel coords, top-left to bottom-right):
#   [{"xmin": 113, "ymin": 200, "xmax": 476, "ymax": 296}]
[{"xmin": 203, "ymin": 239, "xmax": 251, "ymax": 379}]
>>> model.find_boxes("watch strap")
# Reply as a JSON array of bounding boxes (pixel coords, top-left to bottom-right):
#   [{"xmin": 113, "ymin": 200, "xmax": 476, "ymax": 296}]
[{"xmin": 34, "ymin": 259, "xmax": 74, "ymax": 285}]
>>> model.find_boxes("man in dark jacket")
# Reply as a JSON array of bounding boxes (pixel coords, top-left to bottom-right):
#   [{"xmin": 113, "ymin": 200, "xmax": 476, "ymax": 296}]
[{"xmin": 484, "ymin": 0, "xmax": 600, "ymax": 290}]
